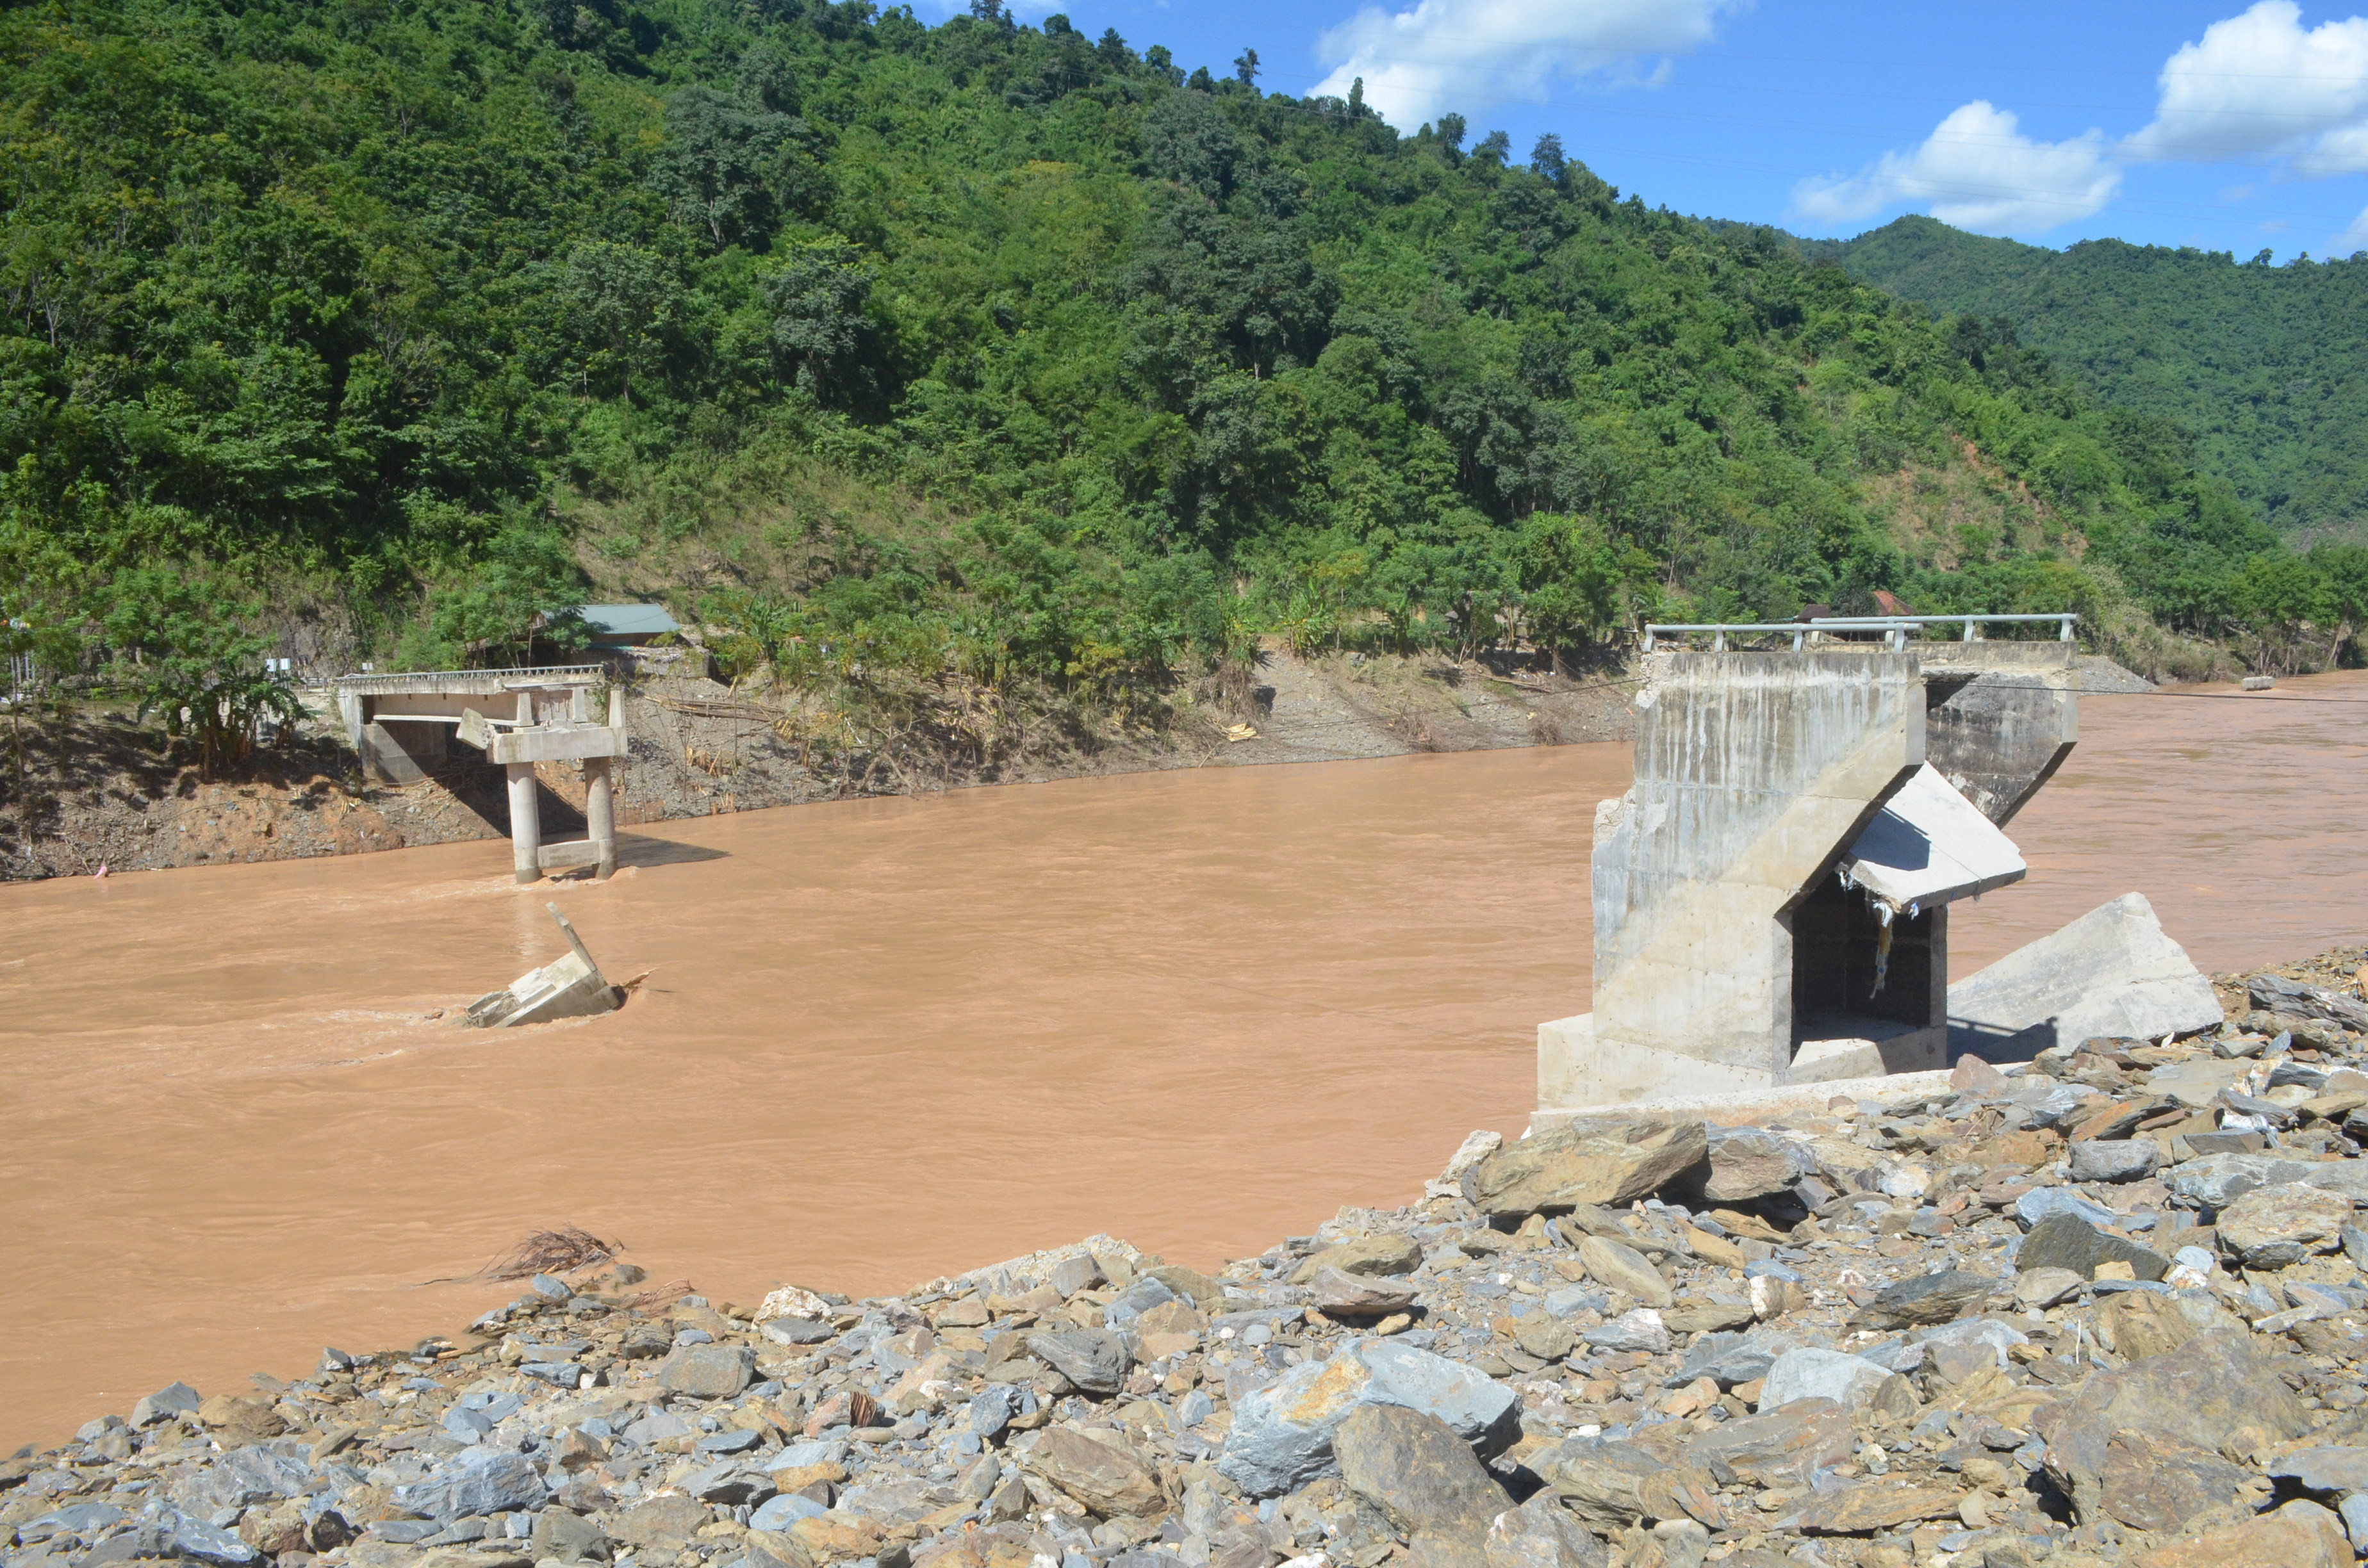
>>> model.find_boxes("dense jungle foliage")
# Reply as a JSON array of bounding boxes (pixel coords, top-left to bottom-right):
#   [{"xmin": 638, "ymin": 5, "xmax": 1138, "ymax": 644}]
[
  {"xmin": 5, "ymin": 0, "xmax": 2367, "ymax": 738},
  {"xmin": 1803, "ymin": 214, "xmax": 2368, "ymax": 551}
]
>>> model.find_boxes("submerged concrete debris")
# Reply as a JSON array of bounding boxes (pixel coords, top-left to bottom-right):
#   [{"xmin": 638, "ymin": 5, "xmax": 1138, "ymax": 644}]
[
  {"xmin": 465, "ymin": 905, "xmax": 623, "ymax": 1029},
  {"xmin": 16, "ymin": 947, "xmax": 2368, "ymax": 1568}
]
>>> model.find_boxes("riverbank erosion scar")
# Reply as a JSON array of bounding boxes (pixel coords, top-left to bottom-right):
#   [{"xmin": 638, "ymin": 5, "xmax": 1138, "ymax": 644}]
[
  {"xmin": 1542, "ymin": 642, "xmax": 2091, "ymax": 1110},
  {"xmin": 24, "ymin": 949, "xmax": 2368, "ymax": 1568}
]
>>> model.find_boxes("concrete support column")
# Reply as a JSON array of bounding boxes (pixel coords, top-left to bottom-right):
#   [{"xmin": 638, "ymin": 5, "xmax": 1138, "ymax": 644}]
[
  {"xmin": 507, "ymin": 762, "xmax": 542, "ymax": 884},
  {"xmin": 584, "ymin": 757, "xmax": 616, "ymax": 881}
]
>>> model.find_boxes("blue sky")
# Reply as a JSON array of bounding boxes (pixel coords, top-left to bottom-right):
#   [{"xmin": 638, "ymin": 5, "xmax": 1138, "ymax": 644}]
[{"xmin": 955, "ymin": 0, "xmax": 2368, "ymax": 259}]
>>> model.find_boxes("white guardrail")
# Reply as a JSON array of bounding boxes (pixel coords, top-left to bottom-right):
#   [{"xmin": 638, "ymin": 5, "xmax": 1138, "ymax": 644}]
[{"xmin": 1641, "ymin": 614, "xmax": 2077, "ymax": 653}]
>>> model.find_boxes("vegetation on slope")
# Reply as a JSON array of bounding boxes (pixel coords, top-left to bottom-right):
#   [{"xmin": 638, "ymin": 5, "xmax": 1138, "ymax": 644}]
[
  {"xmin": 4, "ymin": 0, "xmax": 2365, "ymax": 778},
  {"xmin": 1802, "ymin": 214, "xmax": 2368, "ymax": 548}
]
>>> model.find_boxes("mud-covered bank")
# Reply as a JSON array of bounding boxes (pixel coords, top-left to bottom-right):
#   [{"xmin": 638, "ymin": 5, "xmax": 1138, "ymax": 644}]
[{"xmin": 1, "ymin": 644, "xmax": 1641, "ymax": 883}]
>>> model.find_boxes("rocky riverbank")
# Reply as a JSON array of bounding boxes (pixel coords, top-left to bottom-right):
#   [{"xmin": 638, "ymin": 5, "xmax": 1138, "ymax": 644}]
[{"xmin": 14, "ymin": 950, "xmax": 2368, "ymax": 1568}]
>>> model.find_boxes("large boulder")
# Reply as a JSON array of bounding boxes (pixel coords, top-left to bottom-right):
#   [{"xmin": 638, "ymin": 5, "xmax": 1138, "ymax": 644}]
[
  {"xmin": 1336, "ymin": 1405, "xmax": 1509, "ymax": 1568},
  {"xmin": 2036, "ymin": 1328, "xmax": 2312, "ymax": 1523},
  {"xmin": 1218, "ymin": 1338, "xmax": 1521, "ymax": 1497},
  {"xmin": 1461, "ymin": 1122, "xmax": 1707, "ymax": 1221}
]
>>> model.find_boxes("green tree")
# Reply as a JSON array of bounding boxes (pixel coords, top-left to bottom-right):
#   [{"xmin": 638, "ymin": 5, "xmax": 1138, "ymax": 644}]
[{"xmin": 98, "ymin": 570, "xmax": 301, "ymax": 777}]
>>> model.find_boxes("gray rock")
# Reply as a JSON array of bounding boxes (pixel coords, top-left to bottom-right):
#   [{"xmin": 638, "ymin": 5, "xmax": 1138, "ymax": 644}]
[
  {"xmin": 2069, "ymin": 1139, "xmax": 2162, "ymax": 1183},
  {"xmin": 2344, "ymin": 1494, "xmax": 2368, "ymax": 1554},
  {"xmin": 1683, "ymin": 1401, "xmax": 1855, "ymax": 1489},
  {"xmin": 1311, "ymin": 1267, "xmax": 1421, "ymax": 1317},
  {"xmin": 2303, "ymin": 1163, "xmax": 2368, "ymax": 1204},
  {"xmin": 1462, "ymin": 1121, "xmax": 1709, "ymax": 1221},
  {"xmin": 531, "ymin": 1509, "xmax": 611, "ymax": 1564},
  {"xmin": 1101, "ymin": 1276, "xmax": 1180, "ymax": 1330},
  {"xmin": 766, "ymin": 1440, "xmax": 848, "ymax": 1472},
  {"xmin": 1025, "ymin": 1328, "xmax": 1131, "ymax": 1395},
  {"xmin": 1484, "ymin": 1494, "xmax": 1607, "ymax": 1568},
  {"xmin": 2016, "ymin": 1214, "xmax": 2169, "ymax": 1281},
  {"xmin": 2272, "ymin": 1448, "xmax": 2368, "ymax": 1496},
  {"xmin": 623, "ymin": 1408, "xmax": 692, "ymax": 1446},
  {"xmin": 1579, "ymin": 1309, "xmax": 1670, "ymax": 1355},
  {"xmin": 761, "ymin": 1316, "xmax": 834, "ymax": 1346},
  {"xmin": 390, "ymin": 1447, "xmax": 550, "ymax": 1522},
  {"xmin": 1916, "ymin": 1318, "xmax": 2027, "ymax": 1382},
  {"xmin": 1335, "ymin": 1403, "xmax": 1508, "ymax": 1540},
  {"xmin": 657, "ymin": 1343, "xmax": 753, "ymax": 1399},
  {"xmin": 1530, "ymin": 1437, "xmax": 1666, "ymax": 1528},
  {"xmin": 684, "ymin": 1462, "xmax": 771, "ymax": 1505},
  {"xmin": 750, "ymin": 1492, "xmax": 828, "ymax": 1531},
  {"xmin": 1219, "ymin": 1337, "xmax": 1521, "ymax": 1497},
  {"xmin": 1756, "ymin": 1349, "xmax": 1898, "ymax": 1412},
  {"xmin": 2250, "ymin": 973, "xmax": 2368, "ymax": 1030},
  {"xmin": 2217, "ymin": 1182, "xmax": 2355, "ymax": 1268},
  {"xmin": 2007, "ymin": 1081, "xmax": 2098, "ymax": 1130},
  {"xmin": 1573, "ymin": 1237, "xmax": 1672, "ymax": 1308},
  {"xmin": 2162, "ymin": 1152, "xmax": 2315, "ymax": 1209},
  {"xmin": 696, "ymin": 1428, "xmax": 764, "ymax": 1455},
  {"xmin": 2039, "ymin": 1328, "xmax": 2312, "ymax": 1524},
  {"xmin": 130, "ymin": 1382, "xmax": 201, "ymax": 1428},
  {"xmin": 129, "ymin": 1507, "xmax": 260, "ymax": 1567},
  {"xmin": 1854, "ymin": 1269, "xmax": 1996, "ymax": 1329},
  {"xmin": 1542, "ymin": 1286, "xmax": 1604, "ymax": 1319},
  {"xmin": 1700, "ymin": 1127, "xmax": 1805, "ymax": 1202},
  {"xmin": 442, "ymin": 1404, "xmax": 493, "ymax": 1443},
  {"xmin": 1665, "ymin": 1328, "xmax": 1794, "ymax": 1389},
  {"xmin": 969, "ymin": 1385, "xmax": 1021, "ymax": 1439},
  {"xmin": 519, "ymin": 1361, "xmax": 584, "ymax": 1388},
  {"xmin": 1050, "ymin": 1254, "xmax": 1103, "ymax": 1298},
  {"xmin": 2014, "ymin": 1188, "xmax": 2117, "ymax": 1231}
]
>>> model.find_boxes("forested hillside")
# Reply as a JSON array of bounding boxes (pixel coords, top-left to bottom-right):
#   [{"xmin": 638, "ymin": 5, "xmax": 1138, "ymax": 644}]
[
  {"xmin": 4, "ymin": 0, "xmax": 2364, "ymax": 756},
  {"xmin": 1804, "ymin": 215, "xmax": 2368, "ymax": 548}
]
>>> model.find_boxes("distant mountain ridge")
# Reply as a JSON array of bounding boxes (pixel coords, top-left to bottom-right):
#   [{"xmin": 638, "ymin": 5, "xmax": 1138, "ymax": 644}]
[{"xmin": 1793, "ymin": 215, "xmax": 2368, "ymax": 544}]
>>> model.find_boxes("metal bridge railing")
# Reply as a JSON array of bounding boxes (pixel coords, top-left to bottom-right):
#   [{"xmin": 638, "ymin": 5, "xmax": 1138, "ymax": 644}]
[{"xmin": 1641, "ymin": 613, "xmax": 2077, "ymax": 653}]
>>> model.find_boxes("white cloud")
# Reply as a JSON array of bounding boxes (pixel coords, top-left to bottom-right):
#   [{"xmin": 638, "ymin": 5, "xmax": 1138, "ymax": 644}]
[
  {"xmin": 1789, "ymin": 102, "xmax": 2122, "ymax": 236},
  {"xmin": 2125, "ymin": 1, "xmax": 2368, "ymax": 170},
  {"xmin": 1308, "ymin": 0, "xmax": 1740, "ymax": 132},
  {"xmin": 2336, "ymin": 202, "xmax": 2368, "ymax": 253}
]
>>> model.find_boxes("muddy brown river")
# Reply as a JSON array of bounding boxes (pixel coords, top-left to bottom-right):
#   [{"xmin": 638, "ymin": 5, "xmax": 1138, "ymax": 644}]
[{"xmin": 4, "ymin": 672, "xmax": 2367, "ymax": 1444}]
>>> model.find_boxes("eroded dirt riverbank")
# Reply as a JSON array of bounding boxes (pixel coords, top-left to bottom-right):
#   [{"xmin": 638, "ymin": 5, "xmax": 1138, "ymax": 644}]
[{"xmin": 3, "ymin": 673, "xmax": 2365, "ymax": 1448}]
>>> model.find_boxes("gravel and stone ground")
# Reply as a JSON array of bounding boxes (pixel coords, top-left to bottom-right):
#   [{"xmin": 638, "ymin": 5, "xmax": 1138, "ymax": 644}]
[{"xmin": 13, "ymin": 955, "xmax": 2368, "ymax": 1568}]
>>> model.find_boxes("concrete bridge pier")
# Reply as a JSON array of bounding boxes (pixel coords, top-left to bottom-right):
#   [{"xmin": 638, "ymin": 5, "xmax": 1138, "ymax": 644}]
[
  {"xmin": 507, "ymin": 761, "xmax": 544, "ymax": 884},
  {"xmin": 581, "ymin": 689, "xmax": 623, "ymax": 881}
]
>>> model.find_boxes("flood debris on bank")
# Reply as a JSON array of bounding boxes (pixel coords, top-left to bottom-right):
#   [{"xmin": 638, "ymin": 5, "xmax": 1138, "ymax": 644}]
[{"xmin": 17, "ymin": 956, "xmax": 2368, "ymax": 1568}]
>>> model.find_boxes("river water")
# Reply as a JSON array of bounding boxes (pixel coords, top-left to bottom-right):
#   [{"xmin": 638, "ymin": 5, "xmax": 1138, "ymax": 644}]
[{"xmin": 4, "ymin": 672, "xmax": 2366, "ymax": 1444}]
